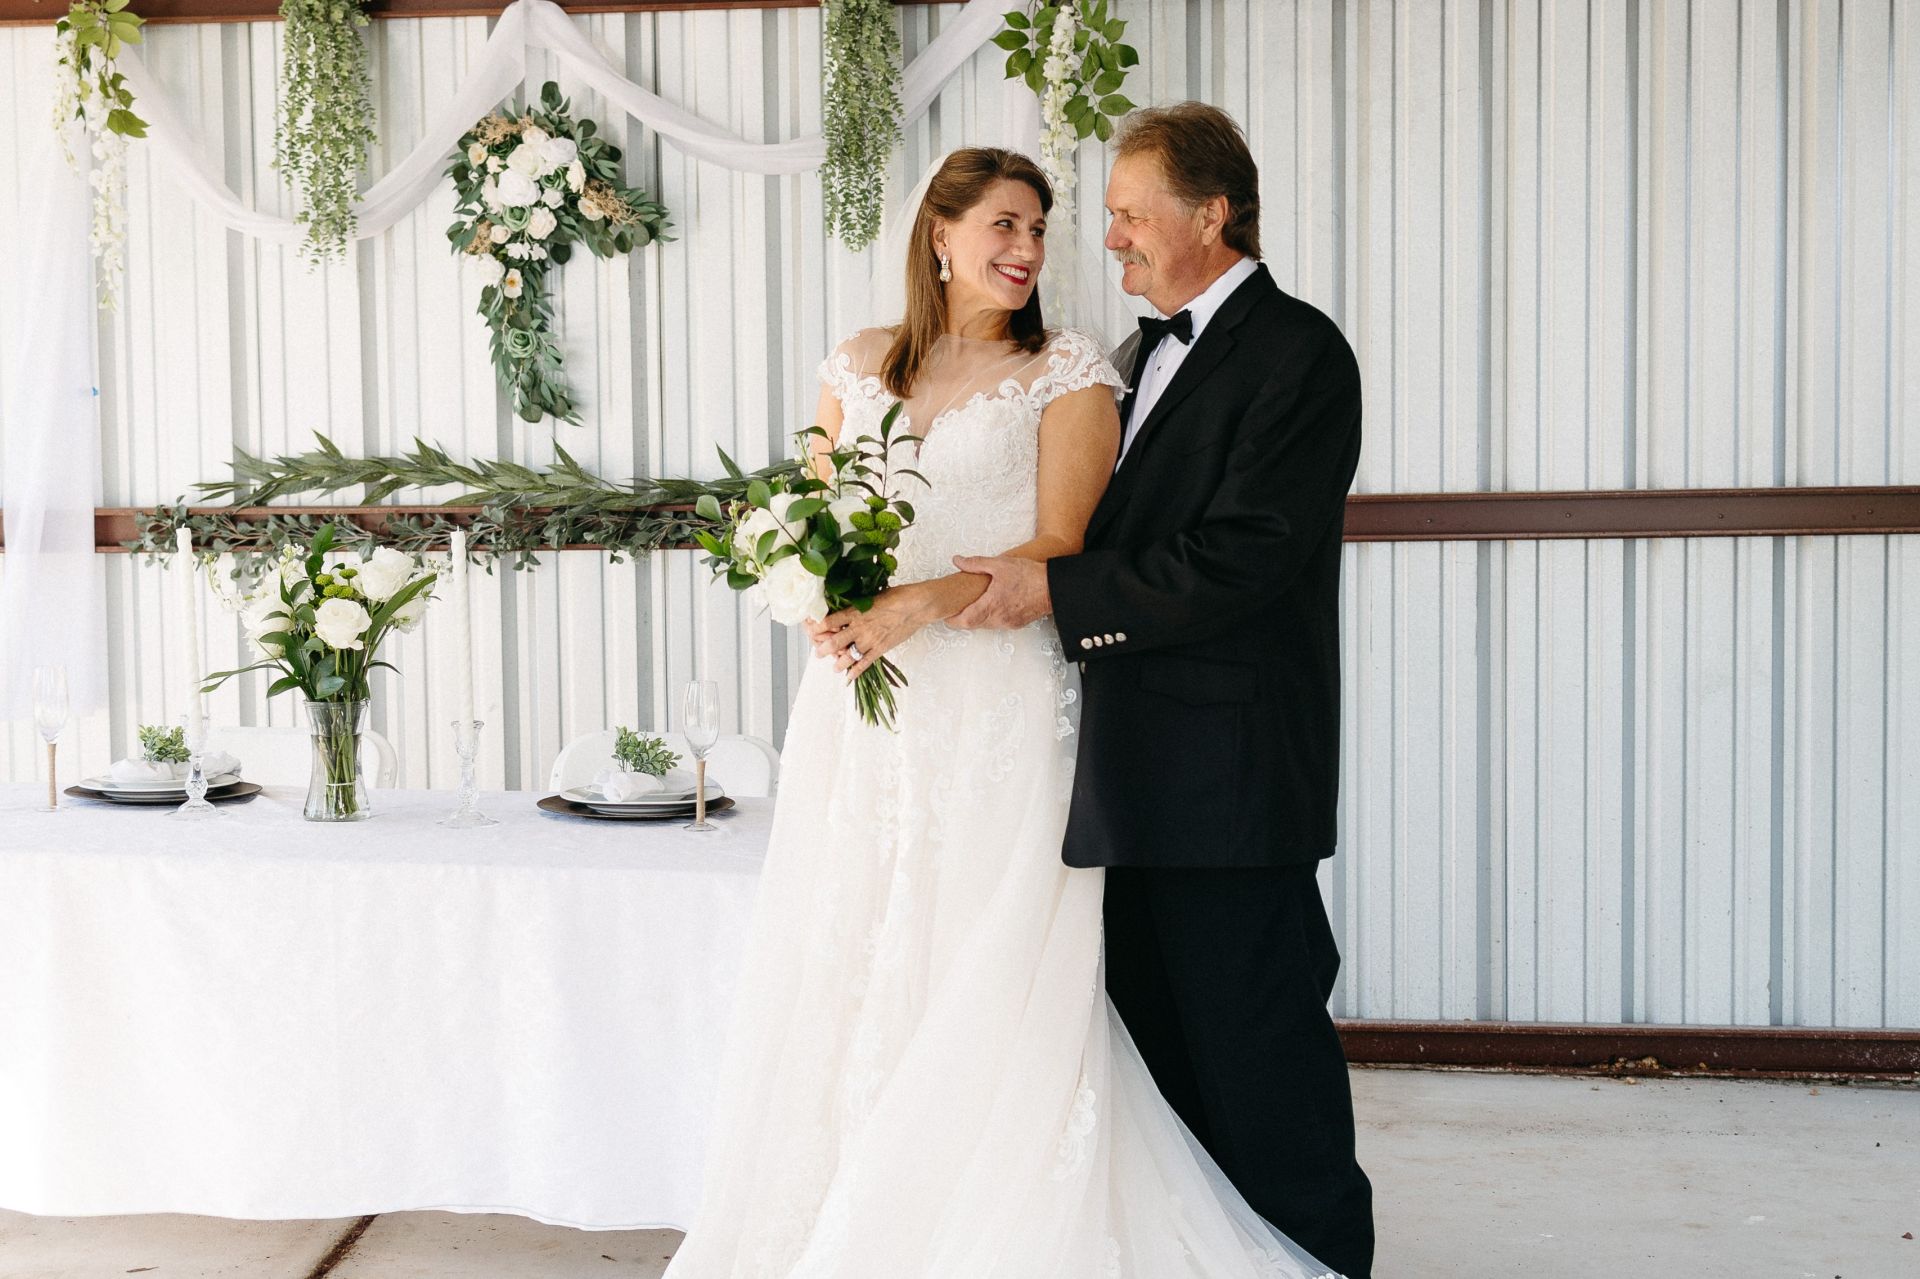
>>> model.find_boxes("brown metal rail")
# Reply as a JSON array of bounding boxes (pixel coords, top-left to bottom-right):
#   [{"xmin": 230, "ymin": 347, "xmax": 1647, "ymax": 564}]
[
  {"xmin": 1335, "ymin": 1019, "xmax": 1920, "ymax": 1079},
  {"xmin": 3, "ymin": 487, "xmax": 1917, "ymax": 552}
]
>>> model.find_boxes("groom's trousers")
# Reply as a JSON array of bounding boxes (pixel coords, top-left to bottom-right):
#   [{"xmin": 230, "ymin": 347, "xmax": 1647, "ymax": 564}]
[{"xmin": 1103, "ymin": 864, "xmax": 1375, "ymax": 1279}]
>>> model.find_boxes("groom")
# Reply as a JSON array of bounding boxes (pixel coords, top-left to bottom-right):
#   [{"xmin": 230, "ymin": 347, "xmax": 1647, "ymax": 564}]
[{"xmin": 953, "ymin": 103, "xmax": 1374, "ymax": 1278}]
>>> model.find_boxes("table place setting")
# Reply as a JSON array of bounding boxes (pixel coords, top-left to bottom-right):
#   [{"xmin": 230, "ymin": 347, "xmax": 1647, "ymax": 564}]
[{"xmin": 536, "ymin": 682, "xmax": 733, "ymax": 826}]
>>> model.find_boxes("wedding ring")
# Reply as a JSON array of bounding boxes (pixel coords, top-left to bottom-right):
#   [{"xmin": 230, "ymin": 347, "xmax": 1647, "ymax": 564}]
[{"xmin": 848, "ymin": 643, "xmax": 863, "ymax": 662}]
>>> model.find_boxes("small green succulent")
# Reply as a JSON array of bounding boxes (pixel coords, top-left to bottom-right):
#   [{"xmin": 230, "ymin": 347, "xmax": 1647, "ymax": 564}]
[
  {"xmin": 612, "ymin": 727, "xmax": 679, "ymax": 777},
  {"xmin": 137, "ymin": 724, "xmax": 190, "ymax": 765}
]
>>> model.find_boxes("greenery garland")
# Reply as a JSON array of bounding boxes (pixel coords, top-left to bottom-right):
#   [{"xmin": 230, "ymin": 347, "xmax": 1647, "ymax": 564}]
[
  {"xmin": 448, "ymin": 82, "xmax": 673, "ymax": 425},
  {"xmin": 820, "ymin": 0, "xmax": 901, "ymax": 251},
  {"xmin": 276, "ymin": 0, "xmax": 377, "ymax": 263},
  {"xmin": 130, "ymin": 434, "xmax": 799, "ymax": 572}
]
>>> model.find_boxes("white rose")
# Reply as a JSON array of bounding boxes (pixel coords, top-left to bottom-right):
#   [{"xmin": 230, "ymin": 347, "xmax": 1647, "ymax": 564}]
[
  {"xmin": 761, "ymin": 554, "xmax": 828, "ymax": 626},
  {"xmin": 527, "ymin": 207, "xmax": 557, "ymax": 239},
  {"xmin": 466, "ymin": 141, "xmax": 487, "ymax": 167},
  {"xmin": 495, "ymin": 170, "xmax": 540, "ymax": 208},
  {"xmin": 539, "ymin": 186, "xmax": 564, "ymax": 208},
  {"xmin": 489, "ymin": 223, "xmax": 511, "ymax": 244},
  {"xmin": 390, "ymin": 591, "xmax": 430, "ymax": 633},
  {"xmin": 354, "ymin": 546, "xmax": 416, "ymax": 603},
  {"xmin": 480, "ymin": 177, "xmax": 502, "ymax": 212},
  {"xmin": 506, "ymin": 140, "xmax": 546, "ymax": 179},
  {"xmin": 504, "ymin": 241, "xmax": 529, "ymax": 260},
  {"xmin": 566, "ymin": 160, "xmax": 586, "ymax": 194},
  {"xmin": 503, "ymin": 269, "xmax": 524, "ymax": 298},
  {"xmin": 485, "ymin": 155, "xmax": 502, "ymax": 173},
  {"xmin": 828, "ymin": 492, "xmax": 867, "ymax": 532},
  {"xmin": 521, "ymin": 125, "xmax": 550, "ymax": 148},
  {"xmin": 542, "ymin": 137, "xmax": 577, "ymax": 172},
  {"xmin": 471, "ymin": 255, "xmax": 505, "ymax": 287},
  {"xmin": 579, "ymin": 200, "xmax": 604, "ymax": 222},
  {"xmin": 736, "ymin": 507, "xmax": 781, "ymax": 560},
  {"xmin": 312, "ymin": 598, "xmax": 372, "ymax": 651},
  {"xmin": 241, "ymin": 594, "xmax": 290, "ymax": 659},
  {"xmin": 277, "ymin": 554, "xmax": 309, "ymax": 593}
]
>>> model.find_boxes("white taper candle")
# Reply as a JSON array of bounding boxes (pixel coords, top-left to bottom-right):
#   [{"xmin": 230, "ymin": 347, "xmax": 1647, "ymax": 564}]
[
  {"xmin": 451, "ymin": 529, "xmax": 475, "ymax": 725},
  {"xmin": 176, "ymin": 527, "xmax": 206, "ymax": 743}
]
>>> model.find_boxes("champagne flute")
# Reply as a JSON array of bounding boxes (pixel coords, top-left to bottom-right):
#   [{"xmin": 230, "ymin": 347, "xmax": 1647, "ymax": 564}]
[
  {"xmin": 32, "ymin": 665, "xmax": 69, "ymax": 811},
  {"xmin": 681, "ymin": 679, "xmax": 721, "ymax": 831}
]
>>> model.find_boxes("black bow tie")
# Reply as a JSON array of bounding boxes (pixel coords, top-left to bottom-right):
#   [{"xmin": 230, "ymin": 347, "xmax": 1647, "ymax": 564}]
[{"xmin": 1138, "ymin": 309, "xmax": 1194, "ymax": 352}]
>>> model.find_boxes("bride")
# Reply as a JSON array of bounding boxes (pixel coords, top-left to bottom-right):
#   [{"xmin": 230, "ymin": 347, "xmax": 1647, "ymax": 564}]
[{"xmin": 663, "ymin": 147, "xmax": 1340, "ymax": 1279}]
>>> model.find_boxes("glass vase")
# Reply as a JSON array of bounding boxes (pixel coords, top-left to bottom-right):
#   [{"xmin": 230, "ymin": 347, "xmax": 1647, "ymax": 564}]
[{"xmin": 304, "ymin": 699, "xmax": 371, "ymax": 822}]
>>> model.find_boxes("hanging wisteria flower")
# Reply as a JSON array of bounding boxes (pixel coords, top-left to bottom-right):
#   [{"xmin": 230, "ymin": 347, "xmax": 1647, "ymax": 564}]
[
  {"xmin": 448, "ymin": 81, "xmax": 674, "ymax": 425},
  {"xmin": 53, "ymin": 0, "xmax": 148, "ymax": 310},
  {"xmin": 995, "ymin": 2, "xmax": 1140, "ymax": 227}
]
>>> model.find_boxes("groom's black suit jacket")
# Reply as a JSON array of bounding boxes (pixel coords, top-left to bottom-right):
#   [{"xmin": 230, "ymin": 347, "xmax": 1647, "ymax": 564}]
[{"xmin": 1048, "ymin": 264, "xmax": 1362, "ymax": 869}]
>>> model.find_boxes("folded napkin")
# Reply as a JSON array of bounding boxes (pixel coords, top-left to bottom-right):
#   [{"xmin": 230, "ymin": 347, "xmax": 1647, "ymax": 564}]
[
  {"xmin": 106, "ymin": 749, "xmax": 243, "ymax": 784},
  {"xmin": 109, "ymin": 757, "xmax": 184, "ymax": 783},
  {"xmin": 590, "ymin": 767, "xmax": 665, "ymax": 802}
]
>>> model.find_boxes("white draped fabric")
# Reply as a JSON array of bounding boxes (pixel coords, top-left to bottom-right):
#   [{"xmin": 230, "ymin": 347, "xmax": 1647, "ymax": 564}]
[
  {"xmin": 0, "ymin": 787, "xmax": 768, "ymax": 1229},
  {"xmin": 3, "ymin": 0, "xmax": 1030, "ymax": 723},
  {"xmin": 0, "ymin": 125, "xmax": 107, "ymax": 718}
]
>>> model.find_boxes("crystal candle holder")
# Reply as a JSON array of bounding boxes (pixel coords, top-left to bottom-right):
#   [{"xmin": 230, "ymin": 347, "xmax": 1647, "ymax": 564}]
[{"xmin": 439, "ymin": 718, "xmax": 498, "ymax": 828}]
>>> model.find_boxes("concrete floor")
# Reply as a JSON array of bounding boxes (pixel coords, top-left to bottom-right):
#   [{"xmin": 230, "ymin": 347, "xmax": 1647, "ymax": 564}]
[{"xmin": 1, "ymin": 1070, "xmax": 1913, "ymax": 1278}]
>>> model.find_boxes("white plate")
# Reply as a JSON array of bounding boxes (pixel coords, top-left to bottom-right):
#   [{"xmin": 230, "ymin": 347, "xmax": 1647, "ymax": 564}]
[
  {"xmin": 561, "ymin": 782, "xmax": 725, "ymax": 810},
  {"xmin": 85, "ymin": 771, "xmax": 242, "ymax": 795}
]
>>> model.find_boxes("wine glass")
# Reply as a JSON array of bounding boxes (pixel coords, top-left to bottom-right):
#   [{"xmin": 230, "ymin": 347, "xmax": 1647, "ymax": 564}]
[
  {"xmin": 681, "ymin": 679, "xmax": 721, "ymax": 831},
  {"xmin": 32, "ymin": 665, "xmax": 69, "ymax": 811}
]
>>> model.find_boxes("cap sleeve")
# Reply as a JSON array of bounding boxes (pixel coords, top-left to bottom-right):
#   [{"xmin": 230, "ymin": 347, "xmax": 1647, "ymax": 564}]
[
  {"xmin": 818, "ymin": 327, "xmax": 894, "ymax": 406},
  {"xmin": 1030, "ymin": 327, "xmax": 1125, "ymax": 409}
]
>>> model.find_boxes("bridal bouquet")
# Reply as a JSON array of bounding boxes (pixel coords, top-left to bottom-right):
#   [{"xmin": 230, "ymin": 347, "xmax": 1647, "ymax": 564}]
[
  {"xmin": 202, "ymin": 524, "xmax": 438, "ymax": 820},
  {"xmin": 695, "ymin": 405, "xmax": 922, "ymax": 729}
]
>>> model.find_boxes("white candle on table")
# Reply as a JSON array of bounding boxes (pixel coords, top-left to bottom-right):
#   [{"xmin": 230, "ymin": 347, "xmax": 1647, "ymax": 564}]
[
  {"xmin": 176, "ymin": 527, "xmax": 206, "ymax": 744},
  {"xmin": 451, "ymin": 529, "xmax": 475, "ymax": 725}
]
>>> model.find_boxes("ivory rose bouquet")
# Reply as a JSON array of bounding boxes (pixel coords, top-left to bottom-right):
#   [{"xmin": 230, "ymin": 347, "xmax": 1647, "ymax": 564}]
[{"xmin": 695, "ymin": 405, "xmax": 922, "ymax": 729}]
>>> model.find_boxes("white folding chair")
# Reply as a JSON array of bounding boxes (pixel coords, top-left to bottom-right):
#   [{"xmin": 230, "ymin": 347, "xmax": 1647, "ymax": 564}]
[
  {"xmin": 213, "ymin": 724, "xmax": 400, "ymax": 789},
  {"xmin": 548, "ymin": 730, "xmax": 779, "ymax": 798}
]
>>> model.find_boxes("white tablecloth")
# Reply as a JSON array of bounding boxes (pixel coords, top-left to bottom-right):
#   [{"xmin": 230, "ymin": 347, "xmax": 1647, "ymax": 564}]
[{"xmin": 0, "ymin": 785, "xmax": 769, "ymax": 1229}]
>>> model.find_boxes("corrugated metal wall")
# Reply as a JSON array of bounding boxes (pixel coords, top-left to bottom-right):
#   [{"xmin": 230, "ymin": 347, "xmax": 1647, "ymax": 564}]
[{"xmin": 0, "ymin": 1, "xmax": 1912, "ymax": 1028}]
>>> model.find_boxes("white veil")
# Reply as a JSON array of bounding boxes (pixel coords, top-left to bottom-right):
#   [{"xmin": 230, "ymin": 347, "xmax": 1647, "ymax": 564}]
[{"xmin": 866, "ymin": 152, "xmax": 1128, "ymax": 349}]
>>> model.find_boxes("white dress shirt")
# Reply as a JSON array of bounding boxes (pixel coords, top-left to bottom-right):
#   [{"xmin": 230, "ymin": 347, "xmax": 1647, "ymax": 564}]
[{"xmin": 1117, "ymin": 254, "xmax": 1259, "ymax": 465}]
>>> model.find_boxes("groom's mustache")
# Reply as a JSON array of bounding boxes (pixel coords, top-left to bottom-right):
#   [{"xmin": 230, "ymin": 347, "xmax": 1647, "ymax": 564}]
[{"xmin": 1112, "ymin": 251, "xmax": 1148, "ymax": 266}]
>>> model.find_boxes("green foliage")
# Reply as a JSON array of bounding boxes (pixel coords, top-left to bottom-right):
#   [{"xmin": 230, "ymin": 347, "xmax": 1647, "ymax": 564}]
[
  {"xmin": 276, "ymin": 0, "xmax": 377, "ymax": 263},
  {"xmin": 821, "ymin": 0, "xmax": 901, "ymax": 251},
  {"xmin": 55, "ymin": 0, "xmax": 148, "ymax": 139},
  {"xmin": 612, "ymin": 727, "xmax": 679, "ymax": 776},
  {"xmin": 447, "ymin": 82, "xmax": 674, "ymax": 424},
  {"xmin": 137, "ymin": 724, "xmax": 189, "ymax": 764},
  {"xmin": 128, "ymin": 434, "xmax": 802, "ymax": 572},
  {"xmin": 998, "ymin": 1, "xmax": 1139, "ymax": 142}
]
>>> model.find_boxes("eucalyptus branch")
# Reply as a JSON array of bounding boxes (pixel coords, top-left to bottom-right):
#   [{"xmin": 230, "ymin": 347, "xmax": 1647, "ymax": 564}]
[
  {"xmin": 276, "ymin": 0, "xmax": 377, "ymax": 263},
  {"xmin": 129, "ymin": 437, "xmax": 803, "ymax": 573}
]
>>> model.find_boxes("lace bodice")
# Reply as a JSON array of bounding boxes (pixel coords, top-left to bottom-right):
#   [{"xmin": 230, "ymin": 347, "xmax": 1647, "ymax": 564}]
[{"xmin": 818, "ymin": 327, "xmax": 1123, "ymax": 584}]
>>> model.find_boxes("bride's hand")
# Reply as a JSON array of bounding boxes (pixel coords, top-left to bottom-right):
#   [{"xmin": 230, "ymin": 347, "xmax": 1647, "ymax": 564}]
[{"xmin": 820, "ymin": 585, "xmax": 932, "ymax": 680}]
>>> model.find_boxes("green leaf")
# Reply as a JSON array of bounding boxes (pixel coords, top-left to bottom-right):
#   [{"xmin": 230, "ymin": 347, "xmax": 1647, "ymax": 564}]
[
  {"xmin": 1003, "ymin": 8, "xmax": 1029, "ymax": 29},
  {"xmin": 1093, "ymin": 113, "xmax": 1113, "ymax": 142},
  {"xmin": 716, "ymin": 446, "xmax": 745, "ymax": 480},
  {"xmin": 1115, "ymin": 42, "xmax": 1139, "ymax": 67},
  {"xmin": 694, "ymin": 493, "xmax": 723, "ymax": 521},
  {"xmin": 746, "ymin": 478, "xmax": 772, "ymax": 509},
  {"xmin": 991, "ymin": 29, "xmax": 1028, "ymax": 51},
  {"xmin": 1099, "ymin": 94, "xmax": 1137, "ymax": 115},
  {"xmin": 267, "ymin": 674, "xmax": 305, "ymax": 698}
]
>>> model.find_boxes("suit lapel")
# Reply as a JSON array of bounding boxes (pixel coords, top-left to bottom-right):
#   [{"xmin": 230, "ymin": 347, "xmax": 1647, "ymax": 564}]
[{"xmin": 1088, "ymin": 265, "xmax": 1278, "ymax": 542}]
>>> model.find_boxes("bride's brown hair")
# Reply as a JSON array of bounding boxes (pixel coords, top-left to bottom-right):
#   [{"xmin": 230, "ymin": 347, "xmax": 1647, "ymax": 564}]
[{"xmin": 881, "ymin": 148, "xmax": 1053, "ymax": 399}]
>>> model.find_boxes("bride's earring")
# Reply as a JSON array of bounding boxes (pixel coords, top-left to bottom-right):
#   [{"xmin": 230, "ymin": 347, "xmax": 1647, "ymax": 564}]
[{"xmin": 938, "ymin": 254, "xmax": 952, "ymax": 283}]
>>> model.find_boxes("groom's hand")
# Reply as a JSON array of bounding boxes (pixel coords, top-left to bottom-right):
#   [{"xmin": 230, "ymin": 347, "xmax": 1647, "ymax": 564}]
[{"xmin": 950, "ymin": 555, "xmax": 1051, "ymax": 630}]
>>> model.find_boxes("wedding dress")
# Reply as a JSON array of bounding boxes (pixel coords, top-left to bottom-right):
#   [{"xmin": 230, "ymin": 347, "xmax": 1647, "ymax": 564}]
[{"xmin": 664, "ymin": 327, "xmax": 1340, "ymax": 1279}]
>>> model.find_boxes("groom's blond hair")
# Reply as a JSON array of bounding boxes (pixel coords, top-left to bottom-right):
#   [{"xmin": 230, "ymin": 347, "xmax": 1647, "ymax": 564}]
[{"xmin": 1114, "ymin": 103, "xmax": 1262, "ymax": 260}]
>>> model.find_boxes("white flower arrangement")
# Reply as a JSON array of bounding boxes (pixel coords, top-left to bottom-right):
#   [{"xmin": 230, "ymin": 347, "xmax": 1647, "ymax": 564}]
[
  {"xmin": 202, "ymin": 523, "xmax": 438, "ymax": 702},
  {"xmin": 995, "ymin": 2, "xmax": 1140, "ymax": 233},
  {"xmin": 447, "ymin": 82, "xmax": 673, "ymax": 425},
  {"xmin": 52, "ymin": 0, "xmax": 148, "ymax": 310}
]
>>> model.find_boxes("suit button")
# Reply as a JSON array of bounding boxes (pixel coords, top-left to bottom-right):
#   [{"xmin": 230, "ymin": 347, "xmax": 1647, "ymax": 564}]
[
  {"xmin": 1079, "ymin": 637, "xmax": 1093, "ymax": 650},
  {"xmin": 1102, "ymin": 633, "xmax": 1115, "ymax": 643},
  {"xmin": 1115, "ymin": 632, "xmax": 1127, "ymax": 643}
]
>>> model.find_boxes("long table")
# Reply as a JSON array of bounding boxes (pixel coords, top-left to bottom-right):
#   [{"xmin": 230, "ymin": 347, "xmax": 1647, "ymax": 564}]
[{"xmin": 0, "ymin": 786, "xmax": 769, "ymax": 1230}]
